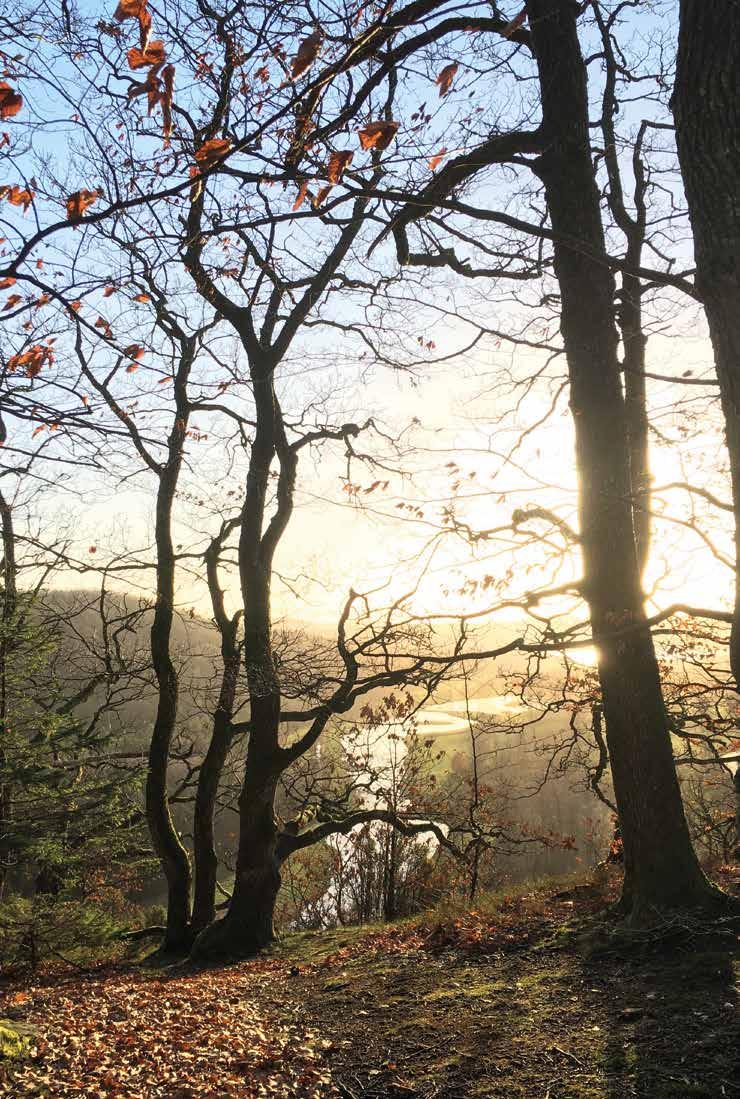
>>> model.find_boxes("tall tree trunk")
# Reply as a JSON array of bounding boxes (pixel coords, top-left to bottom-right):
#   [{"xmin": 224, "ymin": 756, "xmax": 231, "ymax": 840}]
[
  {"xmin": 192, "ymin": 373, "xmax": 295, "ymax": 959},
  {"xmin": 593, "ymin": 1, "xmax": 651, "ymax": 576},
  {"xmin": 0, "ymin": 491, "xmax": 16, "ymax": 901},
  {"xmin": 190, "ymin": 653, "xmax": 240, "ymax": 933},
  {"xmin": 673, "ymin": 0, "xmax": 740, "ymax": 727},
  {"xmin": 146, "ymin": 360, "xmax": 195, "ymax": 953},
  {"xmin": 191, "ymin": 561, "xmax": 241, "ymax": 934},
  {"xmin": 525, "ymin": 0, "xmax": 714, "ymax": 917},
  {"xmin": 191, "ymin": 752, "xmax": 282, "ymax": 959}
]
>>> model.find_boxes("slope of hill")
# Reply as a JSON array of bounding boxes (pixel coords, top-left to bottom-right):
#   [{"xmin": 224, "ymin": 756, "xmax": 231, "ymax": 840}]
[{"xmin": 2, "ymin": 871, "xmax": 738, "ymax": 1098}]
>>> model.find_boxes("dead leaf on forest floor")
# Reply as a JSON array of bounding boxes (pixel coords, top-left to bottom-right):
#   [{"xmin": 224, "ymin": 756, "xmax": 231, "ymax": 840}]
[{"xmin": 0, "ymin": 964, "xmax": 337, "ymax": 1097}]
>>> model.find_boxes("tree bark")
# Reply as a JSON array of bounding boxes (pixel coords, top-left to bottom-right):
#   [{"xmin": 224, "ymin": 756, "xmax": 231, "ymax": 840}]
[
  {"xmin": 191, "ymin": 756, "xmax": 282, "ymax": 960},
  {"xmin": 0, "ymin": 491, "xmax": 16, "ymax": 901},
  {"xmin": 621, "ymin": 269, "xmax": 650, "ymax": 577},
  {"xmin": 146, "ymin": 359, "xmax": 194, "ymax": 953},
  {"xmin": 673, "ymin": 0, "xmax": 740, "ymax": 858},
  {"xmin": 191, "ymin": 370, "xmax": 295, "ymax": 959},
  {"xmin": 525, "ymin": 0, "xmax": 714, "ymax": 917},
  {"xmin": 191, "ymin": 548, "xmax": 241, "ymax": 934},
  {"xmin": 190, "ymin": 650, "xmax": 240, "ymax": 934}
]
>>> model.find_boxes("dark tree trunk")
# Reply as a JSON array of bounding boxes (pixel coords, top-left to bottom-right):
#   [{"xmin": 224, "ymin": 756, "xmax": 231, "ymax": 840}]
[
  {"xmin": 673, "ymin": 1, "xmax": 740, "ymax": 684},
  {"xmin": 673, "ymin": 0, "xmax": 740, "ymax": 859},
  {"xmin": 191, "ymin": 371, "xmax": 295, "ymax": 959},
  {"xmin": 146, "ymin": 356, "xmax": 195, "ymax": 954},
  {"xmin": 0, "ymin": 491, "xmax": 16, "ymax": 902},
  {"xmin": 592, "ymin": 1, "xmax": 651, "ymax": 577},
  {"xmin": 525, "ymin": 0, "xmax": 714, "ymax": 917},
  {"xmin": 191, "ymin": 614, "xmax": 240, "ymax": 933},
  {"xmin": 191, "ymin": 755, "xmax": 282, "ymax": 959}
]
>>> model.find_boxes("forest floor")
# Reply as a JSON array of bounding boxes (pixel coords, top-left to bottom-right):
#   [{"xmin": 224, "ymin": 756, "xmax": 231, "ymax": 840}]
[{"xmin": 0, "ymin": 870, "xmax": 738, "ymax": 1099}]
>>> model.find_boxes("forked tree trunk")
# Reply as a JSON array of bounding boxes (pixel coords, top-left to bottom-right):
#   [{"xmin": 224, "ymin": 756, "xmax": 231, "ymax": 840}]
[
  {"xmin": 525, "ymin": 0, "xmax": 715, "ymax": 917},
  {"xmin": 672, "ymin": 0, "xmax": 740, "ymax": 858},
  {"xmin": 191, "ymin": 371, "xmax": 293, "ymax": 960},
  {"xmin": 191, "ymin": 751, "xmax": 281, "ymax": 959}
]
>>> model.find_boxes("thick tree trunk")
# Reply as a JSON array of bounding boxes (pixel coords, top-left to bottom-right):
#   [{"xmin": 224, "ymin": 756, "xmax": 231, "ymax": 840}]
[
  {"xmin": 673, "ymin": 0, "xmax": 740, "ymax": 859},
  {"xmin": 525, "ymin": 0, "xmax": 714, "ymax": 917},
  {"xmin": 191, "ymin": 373, "xmax": 294, "ymax": 959},
  {"xmin": 191, "ymin": 758, "xmax": 281, "ymax": 959},
  {"xmin": 673, "ymin": 1, "xmax": 740, "ymax": 682}
]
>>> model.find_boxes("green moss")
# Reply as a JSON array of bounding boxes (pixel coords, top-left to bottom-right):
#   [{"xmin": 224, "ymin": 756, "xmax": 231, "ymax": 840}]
[{"xmin": 0, "ymin": 1021, "xmax": 32, "ymax": 1060}]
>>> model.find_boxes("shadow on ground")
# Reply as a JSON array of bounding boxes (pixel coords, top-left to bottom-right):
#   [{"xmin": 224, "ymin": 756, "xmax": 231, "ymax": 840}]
[{"xmin": 262, "ymin": 885, "xmax": 739, "ymax": 1098}]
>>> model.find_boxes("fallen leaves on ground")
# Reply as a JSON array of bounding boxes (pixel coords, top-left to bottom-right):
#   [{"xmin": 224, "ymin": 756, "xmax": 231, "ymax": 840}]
[{"xmin": 1, "ymin": 963, "xmax": 337, "ymax": 1098}]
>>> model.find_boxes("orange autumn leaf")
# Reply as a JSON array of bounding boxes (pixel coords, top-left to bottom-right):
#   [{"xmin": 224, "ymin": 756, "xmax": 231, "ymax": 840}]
[
  {"xmin": 70, "ymin": 300, "xmax": 82, "ymax": 312},
  {"xmin": 1, "ymin": 185, "xmax": 34, "ymax": 212},
  {"xmin": 194, "ymin": 137, "xmax": 232, "ymax": 170},
  {"xmin": 127, "ymin": 41, "xmax": 166, "ymax": 69},
  {"xmin": 132, "ymin": 292, "xmax": 150, "ymax": 303},
  {"xmin": 8, "ymin": 344, "xmax": 55, "ymax": 376},
  {"xmin": 66, "ymin": 189, "xmax": 99, "ymax": 220},
  {"xmin": 137, "ymin": 5, "xmax": 152, "ymax": 49},
  {"xmin": 113, "ymin": 0, "xmax": 145, "ymax": 18},
  {"xmin": 435, "ymin": 62, "xmax": 458, "ymax": 98},
  {"xmin": 292, "ymin": 180, "xmax": 310, "ymax": 211},
  {"xmin": 327, "ymin": 150, "xmax": 353, "ymax": 184},
  {"xmin": 428, "ymin": 147, "xmax": 448, "ymax": 171},
  {"xmin": 26, "ymin": 351, "xmax": 51, "ymax": 378},
  {"xmin": 125, "ymin": 362, "xmax": 139, "ymax": 373},
  {"xmin": 123, "ymin": 343, "xmax": 145, "ymax": 360},
  {"xmin": 3, "ymin": 293, "xmax": 21, "ymax": 310},
  {"xmin": 103, "ymin": 285, "xmax": 117, "ymax": 297},
  {"xmin": 291, "ymin": 30, "xmax": 322, "ymax": 80},
  {"xmin": 501, "ymin": 8, "xmax": 527, "ymax": 37},
  {"xmin": 0, "ymin": 276, "xmax": 15, "ymax": 289},
  {"xmin": 313, "ymin": 184, "xmax": 332, "ymax": 207},
  {"xmin": 358, "ymin": 120, "xmax": 399, "ymax": 151},
  {"xmin": 0, "ymin": 82, "xmax": 23, "ymax": 119},
  {"xmin": 128, "ymin": 65, "xmax": 163, "ymax": 113},
  {"xmin": 32, "ymin": 424, "xmax": 46, "ymax": 438},
  {"xmin": 114, "ymin": 0, "xmax": 151, "ymax": 50}
]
